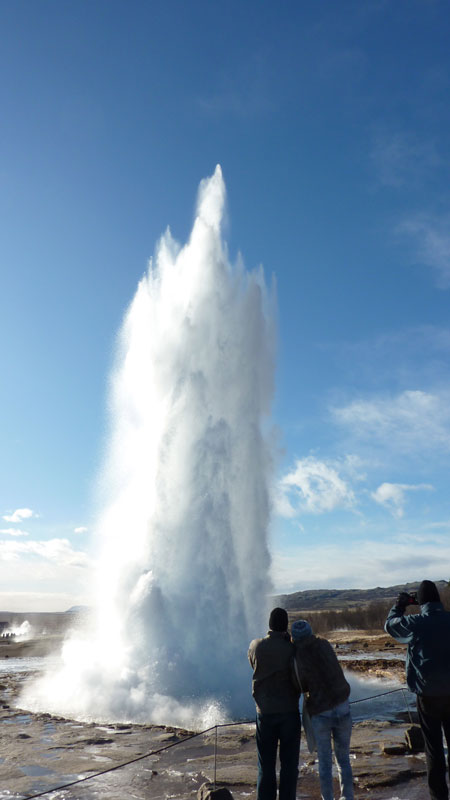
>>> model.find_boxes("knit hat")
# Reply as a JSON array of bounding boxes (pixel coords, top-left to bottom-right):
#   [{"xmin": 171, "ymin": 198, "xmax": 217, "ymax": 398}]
[
  {"xmin": 417, "ymin": 580, "xmax": 440, "ymax": 605},
  {"xmin": 269, "ymin": 607, "xmax": 289, "ymax": 632},
  {"xmin": 291, "ymin": 619, "xmax": 313, "ymax": 642}
]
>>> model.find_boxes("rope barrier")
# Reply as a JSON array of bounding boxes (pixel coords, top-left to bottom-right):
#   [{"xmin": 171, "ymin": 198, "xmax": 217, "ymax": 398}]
[
  {"xmin": 349, "ymin": 686, "xmax": 410, "ymax": 704},
  {"xmin": 16, "ymin": 687, "xmax": 411, "ymax": 800},
  {"xmin": 18, "ymin": 725, "xmax": 217, "ymax": 800}
]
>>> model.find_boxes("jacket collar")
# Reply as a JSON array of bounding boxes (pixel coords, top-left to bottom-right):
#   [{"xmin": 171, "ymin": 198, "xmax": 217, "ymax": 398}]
[
  {"xmin": 421, "ymin": 601, "xmax": 444, "ymax": 614},
  {"xmin": 267, "ymin": 630, "xmax": 290, "ymax": 639}
]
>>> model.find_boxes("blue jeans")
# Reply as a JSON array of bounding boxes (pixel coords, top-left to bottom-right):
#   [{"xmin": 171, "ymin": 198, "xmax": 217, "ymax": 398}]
[
  {"xmin": 310, "ymin": 700, "xmax": 354, "ymax": 800},
  {"xmin": 256, "ymin": 711, "xmax": 301, "ymax": 800}
]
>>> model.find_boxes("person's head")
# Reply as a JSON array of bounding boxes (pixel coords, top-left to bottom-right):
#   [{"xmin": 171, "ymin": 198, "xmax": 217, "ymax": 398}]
[
  {"xmin": 291, "ymin": 619, "xmax": 313, "ymax": 643},
  {"xmin": 417, "ymin": 580, "xmax": 440, "ymax": 605},
  {"xmin": 269, "ymin": 607, "xmax": 289, "ymax": 632}
]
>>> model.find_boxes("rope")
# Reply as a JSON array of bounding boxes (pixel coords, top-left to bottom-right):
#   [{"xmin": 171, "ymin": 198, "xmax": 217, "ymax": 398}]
[
  {"xmin": 16, "ymin": 689, "xmax": 410, "ymax": 800},
  {"xmin": 18, "ymin": 725, "xmax": 217, "ymax": 800},
  {"xmin": 349, "ymin": 686, "xmax": 408, "ymax": 704}
]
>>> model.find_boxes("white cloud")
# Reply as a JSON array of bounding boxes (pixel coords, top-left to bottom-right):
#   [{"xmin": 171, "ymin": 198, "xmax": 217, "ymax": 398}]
[
  {"xmin": 0, "ymin": 539, "xmax": 93, "ymax": 612},
  {"xmin": 371, "ymin": 131, "xmax": 440, "ymax": 188},
  {"xmin": 400, "ymin": 214, "xmax": 450, "ymax": 289},
  {"xmin": 396, "ymin": 531, "xmax": 448, "ymax": 545},
  {"xmin": 427, "ymin": 520, "xmax": 450, "ymax": 531},
  {"xmin": 0, "ymin": 528, "xmax": 29, "ymax": 537},
  {"xmin": 332, "ymin": 389, "xmax": 450, "ymax": 453},
  {"xmin": 0, "ymin": 539, "xmax": 90, "ymax": 568},
  {"xmin": 271, "ymin": 536, "xmax": 450, "ymax": 595},
  {"xmin": 371, "ymin": 482, "xmax": 434, "ymax": 518},
  {"xmin": 3, "ymin": 508, "xmax": 35, "ymax": 523},
  {"xmin": 277, "ymin": 456, "xmax": 356, "ymax": 517},
  {"xmin": 74, "ymin": 527, "xmax": 88, "ymax": 534}
]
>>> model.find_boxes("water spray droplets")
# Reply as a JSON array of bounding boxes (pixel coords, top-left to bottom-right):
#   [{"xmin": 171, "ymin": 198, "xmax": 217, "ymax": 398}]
[{"xmin": 22, "ymin": 167, "xmax": 275, "ymax": 728}]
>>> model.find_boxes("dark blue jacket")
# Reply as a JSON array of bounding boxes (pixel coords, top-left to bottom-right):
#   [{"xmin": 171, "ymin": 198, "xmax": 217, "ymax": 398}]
[{"xmin": 385, "ymin": 601, "xmax": 450, "ymax": 695}]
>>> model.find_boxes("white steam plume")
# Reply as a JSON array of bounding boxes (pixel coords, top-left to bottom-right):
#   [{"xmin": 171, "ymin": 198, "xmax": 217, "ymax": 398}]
[{"xmin": 21, "ymin": 166, "xmax": 276, "ymax": 728}]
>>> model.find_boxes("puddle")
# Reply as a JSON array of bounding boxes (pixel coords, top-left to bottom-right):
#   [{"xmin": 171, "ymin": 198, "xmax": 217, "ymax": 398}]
[
  {"xmin": 41, "ymin": 721, "xmax": 57, "ymax": 744},
  {"xmin": 80, "ymin": 753, "xmax": 112, "ymax": 762},
  {"xmin": 3, "ymin": 713, "xmax": 32, "ymax": 725},
  {"xmin": 347, "ymin": 674, "xmax": 414, "ymax": 722},
  {"xmin": 0, "ymin": 657, "xmax": 50, "ymax": 674},
  {"xmin": 97, "ymin": 726, "xmax": 121, "ymax": 734},
  {"xmin": 25, "ymin": 772, "xmax": 88, "ymax": 798},
  {"xmin": 340, "ymin": 652, "xmax": 406, "ymax": 661},
  {"xmin": 0, "ymin": 794, "xmax": 30, "ymax": 800},
  {"xmin": 21, "ymin": 764, "xmax": 56, "ymax": 777},
  {"xmin": 41, "ymin": 750, "xmax": 65, "ymax": 760},
  {"xmin": 44, "ymin": 722, "xmax": 56, "ymax": 733}
]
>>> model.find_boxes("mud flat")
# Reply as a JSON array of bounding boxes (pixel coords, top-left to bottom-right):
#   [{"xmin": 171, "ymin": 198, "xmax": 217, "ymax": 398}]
[{"xmin": 0, "ymin": 631, "xmax": 428, "ymax": 800}]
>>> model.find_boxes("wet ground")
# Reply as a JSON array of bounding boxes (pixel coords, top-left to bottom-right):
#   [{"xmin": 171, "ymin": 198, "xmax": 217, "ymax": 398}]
[{"xmin": 0, "ymin": 633, "xmax": 431, "ymax": 800}]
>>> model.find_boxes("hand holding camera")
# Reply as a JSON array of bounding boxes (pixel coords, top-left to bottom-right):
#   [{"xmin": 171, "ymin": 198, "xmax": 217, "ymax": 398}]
[{"xmin": 397, "ymin": 591, "xmax": 418, "ymax": 612}]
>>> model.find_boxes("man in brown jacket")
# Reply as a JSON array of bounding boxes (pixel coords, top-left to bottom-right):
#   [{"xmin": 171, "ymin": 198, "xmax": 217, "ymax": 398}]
[{"xmin": 248, "ymin": 608, "xmax": 300, "ymax": 800}]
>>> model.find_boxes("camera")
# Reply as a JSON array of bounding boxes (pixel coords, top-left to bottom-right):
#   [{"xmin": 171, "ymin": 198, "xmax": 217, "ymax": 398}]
[{"xmin": 406, "ymin": 592, "xmax": 419, "ymax": 605}]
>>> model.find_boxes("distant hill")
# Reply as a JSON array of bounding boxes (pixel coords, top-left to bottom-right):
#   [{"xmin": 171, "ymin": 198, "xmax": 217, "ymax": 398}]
[
  {"xmin": 274, "ymin": 580, "xmax": 449, "ymax": 611},
  {"xmin": 64, "ymin": 605, "xmax": 90, "ymax": 615},
  {"xmin": 0, "ymin": 609, "xmax": 88, "ymax": 633}
]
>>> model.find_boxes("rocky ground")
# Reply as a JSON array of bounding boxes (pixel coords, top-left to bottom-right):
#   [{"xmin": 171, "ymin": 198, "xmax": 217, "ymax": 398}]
[
  {"xmin": 0, "ymin": 632, "xmax": 429, "ymax": 800},
  {"xmin": 325, "ymin": 629, "xmax": 406, "ymax": 681}
]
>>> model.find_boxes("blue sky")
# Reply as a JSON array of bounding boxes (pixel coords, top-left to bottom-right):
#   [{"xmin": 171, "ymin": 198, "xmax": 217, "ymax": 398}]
[{"xmin": 2, "ymin": 0, "xmax": 450, "ymax": 610}]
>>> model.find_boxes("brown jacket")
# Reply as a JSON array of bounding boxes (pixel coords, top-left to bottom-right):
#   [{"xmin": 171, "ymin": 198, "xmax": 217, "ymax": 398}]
[
  {"xmin": 248, "ymin": 631, "xmax": 300, "ymax": 714},
  {"xmin": 294, "ymin": 634, "xmax": 350, "ymax": 716}
]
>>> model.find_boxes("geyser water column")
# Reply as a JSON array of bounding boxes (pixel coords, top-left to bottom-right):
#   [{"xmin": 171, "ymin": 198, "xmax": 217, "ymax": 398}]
[{"xmin": 22, "ymin": 165, "xmax": 276, "ymax": 728}]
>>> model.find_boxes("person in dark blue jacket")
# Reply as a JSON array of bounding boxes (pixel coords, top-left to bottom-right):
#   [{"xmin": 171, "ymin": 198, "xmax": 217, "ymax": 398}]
[{"xmin": 385, "ymin": 580, "xmax": 450, "ymax": 800}]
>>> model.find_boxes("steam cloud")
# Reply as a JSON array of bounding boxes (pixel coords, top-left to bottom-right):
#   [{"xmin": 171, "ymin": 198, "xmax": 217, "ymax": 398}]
[{"xmin": 21, "ymin": 166, "xmax": 276, "ymax": 728}]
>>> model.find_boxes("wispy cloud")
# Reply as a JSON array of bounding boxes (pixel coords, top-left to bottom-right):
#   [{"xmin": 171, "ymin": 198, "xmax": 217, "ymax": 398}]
[
  {"xmin": 371, "ymin": 130, "xmax": 440, "ymax": 188},
  {"xmin": 3, "ymin": 508, "xmax": 35, "ymax": 523},
  {"xmin": 399, "ymin": 213, "xmax": 450, "ymax": 289},
  {"xmin": 271, "ymin": 536, "xmax": 450, "ymax": 594},
  {"xmin": 276, "ymin": 455, "xmax": 358, "ymax": 517},
  {"xmin": 0, "ymin": 528, "xmax": 29, "ymax": 537},
  {"xmin": 74, "ymin": 526, "xmax": 88, "ymax": 534},
  {"xmin": 197, "ymin": 54, "xmax": 274, "ymax": 118},
  {"xmin": 332, "ymin": 389, "xmax": 450, "ymax": 453},
  {"xmin": 0, "ymin": 539, "xmax": 92, "ymax": 611},
  {"xmin": 0, "ymin": 539, "xmax": 90, "ymax": 568},
  {"xmin": 371, "ymin": 482, "xmax": 434, "ymax": 518}
]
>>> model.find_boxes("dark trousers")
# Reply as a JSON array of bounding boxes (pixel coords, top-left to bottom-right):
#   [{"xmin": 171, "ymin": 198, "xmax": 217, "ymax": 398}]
[
  {"xmin": 256, "ymin": 711, "xmax": 301, "ymax": 800},
  {"xmin": 417, "ymin": 695, "xmax": 450, "ymax": 800}
]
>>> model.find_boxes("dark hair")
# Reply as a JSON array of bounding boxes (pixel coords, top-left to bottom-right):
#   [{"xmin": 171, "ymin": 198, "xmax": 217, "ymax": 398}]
[
  {"xmin": 418, "ymin": 580, "xmax": 440, "ymax": 605},
  {"xmin": 269, "ymin": 607, "xmax": 288, "ymax": 632}
]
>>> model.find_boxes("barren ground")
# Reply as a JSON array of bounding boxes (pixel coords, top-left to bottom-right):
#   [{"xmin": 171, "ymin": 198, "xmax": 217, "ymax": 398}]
[{"xmin": 0, "ymin": 631, "xmax": 428, "ymax": 800}]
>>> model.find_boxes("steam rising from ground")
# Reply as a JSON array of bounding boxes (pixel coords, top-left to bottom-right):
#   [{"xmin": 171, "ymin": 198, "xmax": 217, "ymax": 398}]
[
  {"xmin": 3, "ymin": 621, "xmax": 32, "ymax": 639},
  {"xmin": 21, "ymin": 166, "xmax": 275, "ymax": 728}
]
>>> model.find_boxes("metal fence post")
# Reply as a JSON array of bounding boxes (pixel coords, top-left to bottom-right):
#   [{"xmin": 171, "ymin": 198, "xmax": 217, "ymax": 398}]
[
  {"xmin": 401, "ymin": 687, "xmax": 414, "ymax": 726},
  {"xmin": 214, "ymin": 725, "xmax": 218, "ymax": 789}
]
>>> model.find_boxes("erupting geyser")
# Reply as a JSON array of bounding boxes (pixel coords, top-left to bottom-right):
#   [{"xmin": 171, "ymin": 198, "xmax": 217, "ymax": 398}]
[{"xmin": 22, "ymin": 166, "xmax": 276, "ymax": 728}]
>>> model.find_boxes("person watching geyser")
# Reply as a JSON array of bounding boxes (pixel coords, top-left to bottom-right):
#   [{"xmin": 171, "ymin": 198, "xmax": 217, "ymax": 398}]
[{"xmin": 385, "ymin": 580, "xmax": 450, "ymax": 800}]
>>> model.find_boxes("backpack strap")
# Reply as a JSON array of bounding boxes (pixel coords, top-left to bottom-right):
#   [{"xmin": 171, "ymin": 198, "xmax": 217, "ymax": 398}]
[{"xmin": 292, "ymin": 654, "xmax": 304, "ymax": 694}]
